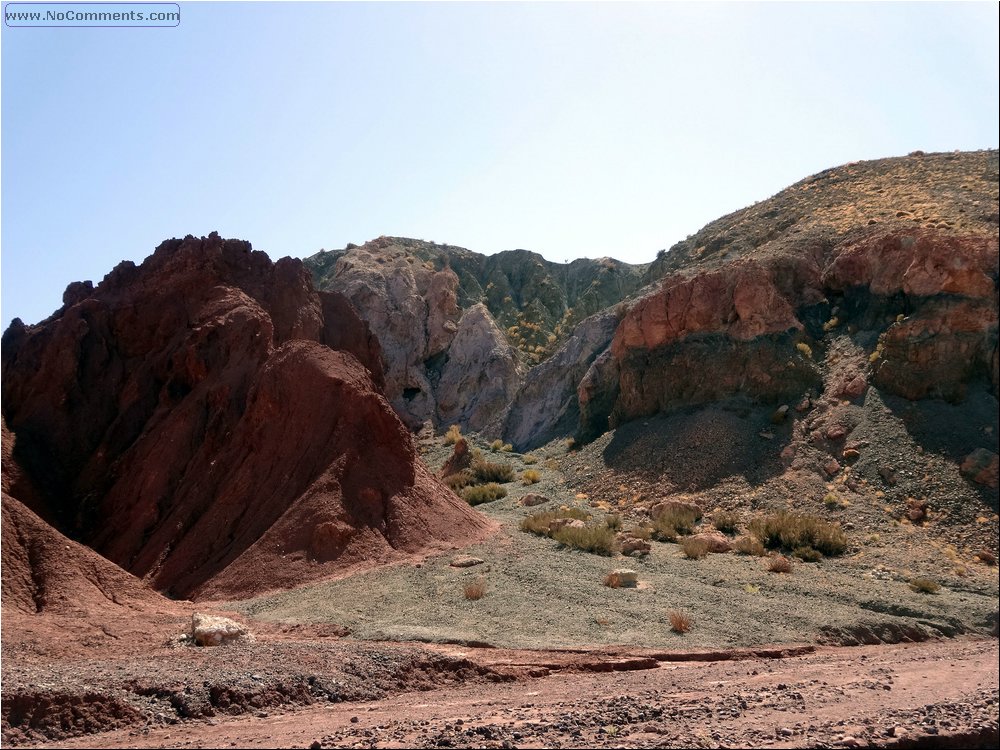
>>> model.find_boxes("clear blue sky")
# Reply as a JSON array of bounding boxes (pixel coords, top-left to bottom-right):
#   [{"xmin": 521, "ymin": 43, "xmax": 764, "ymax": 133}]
[{"xmin": 2, "ymin": 1, "xmax": 998, "ymax": 327}]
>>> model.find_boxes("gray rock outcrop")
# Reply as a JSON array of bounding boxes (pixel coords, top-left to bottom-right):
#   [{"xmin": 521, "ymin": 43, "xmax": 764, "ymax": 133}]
[
  {"xmin": 437, "ymin": 304, "xmax": 525, "ymax": 432},
  {"xmin": 501, "ymin": 309, "xmax": 622, "ymax": 451}
]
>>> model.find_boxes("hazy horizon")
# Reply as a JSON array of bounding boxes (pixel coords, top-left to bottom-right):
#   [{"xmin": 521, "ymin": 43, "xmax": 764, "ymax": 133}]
[{"xmin": 2, "ymin": 1, "xmax": 998, "ymax": 327}]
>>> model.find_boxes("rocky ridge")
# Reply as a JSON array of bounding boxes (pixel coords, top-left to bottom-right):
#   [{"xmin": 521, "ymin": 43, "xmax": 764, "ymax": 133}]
[
  {"xmin": 303, "ymin": 237, "xmax": 645, "ymax": 430},
  {"xmin": 1, "ymin": 233, "xmax": 492, "ymax": 602}
]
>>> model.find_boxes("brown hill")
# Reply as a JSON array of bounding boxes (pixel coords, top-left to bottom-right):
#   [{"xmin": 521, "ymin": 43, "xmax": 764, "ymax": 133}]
[{"xmin": 1, "ymin": 233, "xmax": 493, "ymax": 601}]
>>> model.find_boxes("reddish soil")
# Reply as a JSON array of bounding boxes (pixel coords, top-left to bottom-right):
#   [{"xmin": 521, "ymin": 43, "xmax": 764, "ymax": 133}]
[{"xmin": 6, "ymin": 635, "xmax": 996, "ymax": 749}]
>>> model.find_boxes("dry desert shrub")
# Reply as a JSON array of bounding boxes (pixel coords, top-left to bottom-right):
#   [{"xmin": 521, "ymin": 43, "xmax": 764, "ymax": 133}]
[
  {"xmin": 520, "ymin": 507, "xmax": 590, "ymax": 535},
  {"xmin": 463, "ymin": 578, "xmax": 487, "ymax": 600},
  {"xmin": 734, "ymin": 536, "xmax": 767, "ymax": 556},
  {"xmin": 652, "ymin": 507, "xmax": 699, "ymax": 541},
  {"xmin": 443, "ymin": 424, "xmax": 462, "ymax": 445},
  {"xmin": 523, "ymin": 454, "xmax": 539, "ymax": 465},
  {"xmin": 628, "ymin": 524, "xmax": 653, "ymax": 541},
  {"xmin": 522, "ymin": 469, "xmax": 541, "ymax": 485},
  {"xmin": 768, "ymin": 554, "xmax": 793, "ymax": 573},
  {"xmin": 472, "ymin": 458, "xmax": 515, "ymax": 484},
  {"xmin": 792, "ymin": 546, "xmax": 823, "ymax": 563},
  {"xmin": 443, "ymin": 469, "xmax": 475, "ymax": 491},
  {"xmin": 605, "ymin": 513, "xmax": 622, "ymax": 531},
  {"xmin": 713, "ymin": 511, "xmax": 740, "ymax": 535},
  {"xmin": 681, "ymin": 536, "xmax": 710, "ymax": 559},
  {"xmin": 669, "ymin": 610, "xmax": 692, "ymax": 633},
  {"xmin": 552, "ymin": 524, "xmax": 617, "ymax": 556},
  {"xmin": 749, "ymin": 511, "xmax": 847, "ymax": 556},
  {"xmin": 909, "ymin": 577, "xmax": 941, "ymax": 594},
  {"xmin": 521, "ymin": 508, "xmax": 616, "ymax": 554},
  {"xmin": 461, "ymin": 482, "xmax": 507, "ymax": 506}
]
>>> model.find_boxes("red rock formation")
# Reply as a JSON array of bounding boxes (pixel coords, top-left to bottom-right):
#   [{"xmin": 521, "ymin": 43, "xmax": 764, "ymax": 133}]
[
  {"xmin": 1, "ymin": 233, "xmax": 492, "ymax": 600},
  {"xmin": 605, "ymin": 229, "xmax": 998, "ymax": 426}
]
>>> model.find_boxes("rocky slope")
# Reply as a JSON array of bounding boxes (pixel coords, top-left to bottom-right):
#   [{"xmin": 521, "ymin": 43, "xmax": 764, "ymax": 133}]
[
  {"xmin": 304, "ymin": 237, "xmax": 645, "ymax": 430},
  {"xmin": 304, "ymin": 152, "xmax": 998, "ymax": 464},
  {"xmin": 591, "ymin": 151, "xmax": 998, "ymax": 439},
  {"xmin": 1, "ymin": 233, "xmax": 492, "ymax": 601}
]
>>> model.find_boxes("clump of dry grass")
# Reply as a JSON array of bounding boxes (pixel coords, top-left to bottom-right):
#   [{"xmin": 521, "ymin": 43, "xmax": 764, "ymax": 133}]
[
  {"xmin": 523, "ymin": 454, "xmax": 539, "ymax": 465},
  {"xmin": 443, "ymin": 424, "xmax": 462, "ymax": 445},
  {"xmin": 605, "ymin": 514, "xmax": 622, "ymax": 531},
  {"xmin": 443, "ymin": 469, "xmax": 475, "ymax": 491},
  {"xmin": 521, "ymin": 508, "xmax": 617, "ymax": 555},
  {"xmin": 522, "ymin": 469, "xmax": 541, "ymax": 485},
  {"xmin": 520, "ymin": 508, "xmax": 590, "ymax": 535},
  {"xmin": 909, "ymin": 577, "xmax": 941, "ymax": 594},
  {"xmin": 749, "ymin": 511, "xmax": 848, "ymax": 556},
  {"xmin": 628, "ymin": 524, "xmax": 653, "ymax": 541},
  {"xmin": 669, "ymin": 610, "xmax": 692, "ymax": 633},
  {"xmin": 652, "ymin": 507, "xmax": 699, "ymax": 541},
  {"xmin": 768, "ymin": 555, "xmax": 793, "ymax": 573},
  {"xmin": 461, "ymin": 483, "xmax": 507, "ymax": 506},
  {"xmin": 734, "ymin": 536, "xmax": 767, "ymax": 556},
  {"xmin": 680, "ymin": 537, "xmax": 710, "ymax": 559},
  {"xmin": 792, "ymin": 546, "xmax": 823, "ymax": 563},
  {"xmin": 463, "ymin": 578, "xmax": 487, "ymax": 600},
  {"xmin": 471, "ymin": 458, "xmax": 515, "ymax": 483},
  {"xmin": 552, "ymin": 524, "xmax": 617, "ymax": 556},
  {"xmin": 713, "ymin": 511, "xmax": 740, "ymax": 535}
]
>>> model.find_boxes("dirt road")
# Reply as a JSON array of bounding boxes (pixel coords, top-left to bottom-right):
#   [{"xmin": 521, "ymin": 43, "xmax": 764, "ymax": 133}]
[{"xmin": 33, "ymin": 637, "xmax": 999, "ymax": 749}]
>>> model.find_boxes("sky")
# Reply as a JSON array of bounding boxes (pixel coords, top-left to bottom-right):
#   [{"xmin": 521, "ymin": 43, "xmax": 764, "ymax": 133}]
[{"xmin": 1, "ymin": 1, "xmax": 998, "ymax": 328}]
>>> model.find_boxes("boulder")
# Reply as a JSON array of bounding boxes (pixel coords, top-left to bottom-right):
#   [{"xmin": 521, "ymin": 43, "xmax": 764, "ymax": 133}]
[
  {"xmin": 191, "ymin": 613, "xmax": 251, "ymax": 647},
  {"xmin": 650, "ymin": 500, "xmax": 703, "ymax": 521},
  {"xmin": 687, "ymin": 532, "xmax": 732, "ymax": 553},
  {"xmin": 960, "ymin": 448, "xmax": 999, "ymax": 489},
  {"xmin": 520, "ymin": 493, "xmax": 550, "ymax": 507},
  {"xmin": 620, "ymin": 537, "xmax": 651, "ymax": 556},
  {"xmin": 605, "ymin": 569, "xmax": 638, "ymax": 588}
]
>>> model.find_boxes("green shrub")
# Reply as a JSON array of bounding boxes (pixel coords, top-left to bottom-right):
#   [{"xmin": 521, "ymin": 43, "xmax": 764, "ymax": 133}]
[
  {"xmin": 551, "ymin": 524, "xmax": 617, "ymax": 555},
  {"xmin": 522, "ymin": 469, "xmax": 541, "ymax": 485},
  {"xmin": 713, "ymin": 511, "xmax": 740, "ymax": 535},
  {"xmin": 681, "ymin": 537, "xmax": 709, "ymax": 559},
  {"xmin": 462, "ymin": 483, "xmax": 507, "ymax": 506},
  {"xmin": 792, "ymin": 546, "xmax": 823, "ymax": 563},
  {"xmin": 748, "ymin": 511, "xmax": 848, "ymax": 556},
  {"xmin": 472, "ymin": 459, "xmax": 515, "ymax": 484},
  {"xmin": 909, "ymin": 577, "xmax": 941, "ymax": 594},
  {"xmin": 443, "ymin": 469, "xmax": 475, "ymax": 491}
]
